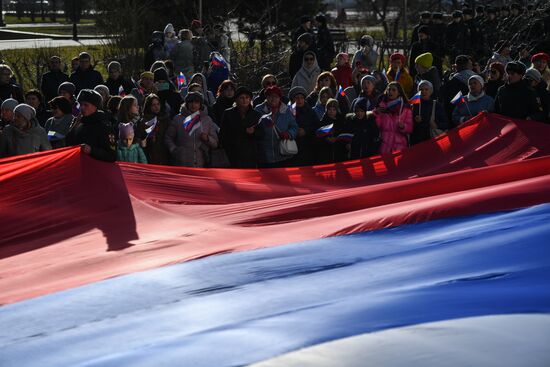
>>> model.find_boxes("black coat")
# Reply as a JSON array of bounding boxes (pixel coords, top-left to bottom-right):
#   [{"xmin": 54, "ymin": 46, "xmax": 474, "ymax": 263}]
[
  {"xmin": 210, "ymin": 96, "xmax": 235, "ymax": 125},
  {"xmin": 494, "ymin": 80, "xmax": 542, "ymax": 120},
  {"xmin": 66, "ymin": 111, "xmax": 116, "ymax": 162},
  {"xmin": 0, "ymin": 82, "xmax": 24, "ymax": 103},
  {"xmin": 219, "ymin": 106, "xmax": 263, "ymax": 168},
  {"xmin": 409, "ymin": 40, "xmax": 441, "ymax": 78},
  {"xmin": 533, "ymin": 80, "xmax": 550, "ymax": 123},
  {"xmin": 292, "ymin": 104, "xmax": 320, "ymax": 166},
  {"xmin": 345, "ymin": 114, "xmax": 380, "ymax": 159},
  {"xmin": 69, "ymin": 67, "xmax": 104, "ymax": 93},
  {"xmin": 315, "ymin": 24, "xmax": 336, "ymax": 71},
  {"xmin": 485, "ymin": 80, "xmax": 505, "ymax": 99},
  {"xmin": 317, "ymin": 113, "xmax": 347, "ymax": 164},
  {"xmin": 411, "ymin": 99, "xmax": 448, "ymax": 145},
  {"xmin": 105, "ymin": 76, "xmax": 135, "ymax": 96},
  {"xmin": 40, "ymin": 70, "xmax": 69, "ymax": 102}
]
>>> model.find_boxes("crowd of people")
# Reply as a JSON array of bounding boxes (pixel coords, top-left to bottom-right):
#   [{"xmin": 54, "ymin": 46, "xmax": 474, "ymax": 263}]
[{"xmin": 0, "ymin": 6, "xmax": 549, "ymax": 169}]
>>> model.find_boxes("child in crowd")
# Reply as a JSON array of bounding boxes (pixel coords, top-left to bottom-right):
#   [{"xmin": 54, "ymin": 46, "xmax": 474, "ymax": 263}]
[{"xmin": 117, "ymin": 123, "xmax": 148, "ymax": 163}]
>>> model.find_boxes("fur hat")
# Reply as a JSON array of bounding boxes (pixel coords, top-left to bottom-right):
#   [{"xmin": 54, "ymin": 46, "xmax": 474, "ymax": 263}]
[
  {"xmin": 77, "ymin": 89, "xmax": 103, "ymax": 109},
  {"xmin": 58, "ymin": 81, "xmax": 76, "ymax": 95},
  {"xmin": 13, "ymin": 103, "xmax": 36, "ymax": 121}
]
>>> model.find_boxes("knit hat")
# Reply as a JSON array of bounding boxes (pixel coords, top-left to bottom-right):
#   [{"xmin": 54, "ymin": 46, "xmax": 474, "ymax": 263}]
[
  {"xmin": 361, "ymin": 75, "xmax": 376, "ymax": 87},
  {"xmin": 418, "ymin": 80, "xmax": 433, "ymax": 92},
  {"xmin": 524, "ymin": 68, "xmax": 542, "ymax": 82},
  {"xmin": 489, "ymin": 62, "xmax": 505, "ymax": 76},
  {"xmin": 77, "ymin": 89, "xmax": 103, "ymax": 109},
  {"xmin": 390, "ymin": 53, "xmax": 406, "ymax": 65},
  {"xmin": 107, "ymin": 61, "xmax": 122, "ymax": 73},
  {"xmin": 415, "ymin": 52, "xmax": 433, "ymax": 68},
  {"xmin": 1, "ymin": 98, "xmax": 18, "ymax": 111},
  {"xmin": 235, "ymin": 86, "xmax": 253, "ymax": 98},
  {"xmin": 265, "ymin": 85, "xmax": 283, "ymax": 98},
  {"xmin": 353, "ymin": 97, "xmax": 369, "ymax": 112},
  {"xmin": 13, "ymin": 103, "xmax": 36, "ymax": 121},
  {"xmin": 185, "ymin": 91, "xmax": 204, "ymax": 104},
  {"xmin": 140, "ymin": 71, "xmax": 154, "ymax": 80},
  {"xmin": 118, "ymin": 123, "xmax": 135, "ymax": 139},
  {"xmin": 94, "ymin": 85, "xmax": 110, "ymax": 99},
  {"xmin": 531, "ymin": 53, "xmax": 549, "ymax": 63},
  {"xmin": 58, "ymin": 81, "xmax": 76, "ymax": 95},
  {"xmin": 289, "ymin": 86, "xmax": 308, "ymax": 100},
  {"xmin": 506, "ymin": 61, "xmax": 526, "ymax": 75},
  {"xmin": 468, "ymin": 75, "xmax": 485, "ymax": 87},
  {"xmin": 153, "ymin": 67, "xmax": 169, "ymax": 82}
]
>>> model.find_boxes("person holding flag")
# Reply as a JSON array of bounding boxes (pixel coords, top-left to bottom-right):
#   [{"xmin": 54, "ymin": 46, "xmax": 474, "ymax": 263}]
[
  {"xmin": 410, "ymin": 80, "xmax": 448, "ymax": 145},
  {"xmin": 372, "ymin": 81, "xmax": 413, "ymax": 154},
  {"xmin": 344, "ymin": 97, "xmax": 380, "ymax": 159},
  {"xmin": 452, "ymin": 75, "xmax": 494, "ymax": 126},
  {"xmin": 288, "ymin": 86, "xmax": 320, "ymax": 166},
  {"xmin": 386, "ymin": 53, "xmax": 414, "ymax": 98},
  {"xmin": 135, "ymin": 94, "xmax": 171, "ymax": 165},
  {"xmin": 164, "ymin": 92, "xmax": 219, "ymax": 167},
  {"xmin": 317, "ymin": 98, "xmax": 347, "ymax": 163},
  {"xmin": 105, "ymin": 61, "xmax": 135, "ymax": 97}
]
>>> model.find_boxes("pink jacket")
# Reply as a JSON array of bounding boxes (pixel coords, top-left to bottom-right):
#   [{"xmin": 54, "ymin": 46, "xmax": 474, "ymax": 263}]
[{"xmin": 374, "ymin": 98, "xmax": 413, "ymax": 154}]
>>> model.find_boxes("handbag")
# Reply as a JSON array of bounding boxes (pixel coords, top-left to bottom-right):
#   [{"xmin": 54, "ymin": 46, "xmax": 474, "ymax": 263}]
[
  {"xmin": 273, "ymin": 125, "xmax": 298, "ymax": 156},
  {"xmin": 429, "ymin": 100, "xmax": 445, "ymax": 138}
]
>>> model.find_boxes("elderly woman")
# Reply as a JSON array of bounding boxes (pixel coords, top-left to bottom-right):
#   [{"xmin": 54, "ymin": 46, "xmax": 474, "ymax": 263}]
[
  {"xmin": 255, "ymin": 86, "xmax": 298, "ymax": 168},
  {"xmin": 0, "ymin": 103, "xmax": 51, "ymax": 157},
  {"xmin": 452, "ymin": 75, "xmax": 494, "ymax": 126},
  {"xmin": 411, "ymin": 80, "xmax": 448, "ymax": 145},
  {"xmin": 291, "ymin": 51, "xmax": 321, "ymax": 95},
  {"xmin": 164, "ymin": 92, "xmax": 219, "ymax": 167}
]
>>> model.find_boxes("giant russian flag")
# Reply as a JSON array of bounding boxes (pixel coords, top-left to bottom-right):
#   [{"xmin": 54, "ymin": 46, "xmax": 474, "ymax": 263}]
[{"xmin": 1, "ymin": 113, "xmax": 550, "ymax": 366}]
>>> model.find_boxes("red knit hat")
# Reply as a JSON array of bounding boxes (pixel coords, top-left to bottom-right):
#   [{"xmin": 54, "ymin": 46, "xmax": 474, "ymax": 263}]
[
  {"xmin": 265, "ymin": 85, "xmax": 282, "ymax": 98},
  {"xmin": 531, "ymin": 53, "xmax": 549, "ymax": 63},
  {"xmin": 390, "ymin": 53, "xmax": 407, "ymax": 66}
]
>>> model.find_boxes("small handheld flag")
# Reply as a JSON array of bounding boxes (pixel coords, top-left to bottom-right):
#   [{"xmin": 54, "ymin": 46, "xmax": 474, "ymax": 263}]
[
  {"xmin": 395, "ymin": 67, "xmax": 401, "ymax": 82},
  {"xmin": 47, "ymin": 131, "xmax": 65, "ymax": 141},
  {"xmin": 177, "ymin": 72, "xmax": 187, "ymax": 89},
  {"xmin": 118, "ymin": 85, "xmax": 126, "ymax": 97},
  {"xmin": 385, "ymin": 97, "xmax": 403, "ymax": 112},
  {"xmin": 409, "ymin": 92, "xmax": 421, "ymax": 105},
  {"xmin": 144, "ymin": 117, "xmax": 158, "ymax": 136},
  {"xmin": 338, "ymin": 85, "xmax": 346, "ymax": 97},
  {"xmin": 211, "ymin": 53, "xmax": 228, "ymax": 68},
  {"xmin": 451, "ymin": 91, "xmax": 465, "ymax": 106},
  {"xmin": 289, "ymin": 102, "xmax": 297, "ymax": 117},
  {"xmin": 182, "ymin": 111, "xmax": 201, "ymax": 135},
  {"xmin": 316, "ymin": 124, "xmax": 333, "ymax": 138},
  {"xmin": 335, "ymin": 133, "xmax": 354, "ymax": 143}
]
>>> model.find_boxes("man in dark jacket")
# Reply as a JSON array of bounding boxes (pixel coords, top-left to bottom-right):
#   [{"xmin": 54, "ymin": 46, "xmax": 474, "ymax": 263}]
[
  {"xmin": 446, "ymin": 11, "xmax": 471, "ymax": 61},
  {"xmin": 463, "ymin": 8, "xmax": 485, "ymax": 60},
  {"xmin": 289, "ymin": 33, "xmax": 315, "ymax": 79},
  {"xmin": 408, "ymin": 26, "xmax": 441, "ymax": 78},
  {"xmin": 65, "ymin": 89, "xmax": 116, "ymax": 162},
  {"xmin": 494, "ymin": 62, "xmax": 542, "ymax": 121},
  {"xmin": 219, "ymin": 86, "xmax": 262, "ymax": 168},
  {"xmin": 440, "ymin": 55, "xmax": 476, "ymax": 123},
  {"xmin": 291, "ymin": 15, "xmax": 314, "ymax": 47},
  {"xmin": 104, "ymin": 61, "xmax": 135, "ymax": 96},
  {"xmin": 430, "ymin": 12, "xmax": 446, "ymax": 56},
  {"xmin": 0, "ymin": 64, "xmax": 24, "ymax": 102},
  {"xmin": 314, "ymin": 14, "xmax": 336, "ymax": 72},
  {"xmin": 69, "ymin": 52, "xmax": 104, "ymax": 93},
  {"xmin": 409, "ymin": 12, "xmax": 432, "ymax": 48},
  {"xmin": 524, "ymin": 68, "xmax": 550, "ymax": 123},
  {"xmin": 40, "ymin": 56, "xmax": 69, "ymax": 102},
  {"xmin": 288, "ymin": 86, "xmax": 320, "ymax": 166}
]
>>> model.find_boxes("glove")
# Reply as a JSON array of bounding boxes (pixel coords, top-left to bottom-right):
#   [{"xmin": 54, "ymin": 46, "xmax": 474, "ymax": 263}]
[{"xmin": 280, "ymin": 131, "xmax": 291, "ymax": 140}]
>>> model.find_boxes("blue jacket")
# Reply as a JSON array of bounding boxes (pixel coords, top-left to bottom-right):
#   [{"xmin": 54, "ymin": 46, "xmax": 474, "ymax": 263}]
[
  {"xmin": 452, "ymin": 93, "xmax": 494, "ymax": 125},
  {"xmin": 255, "ymin": 102, "xmax": 298, "ymax": 164}
]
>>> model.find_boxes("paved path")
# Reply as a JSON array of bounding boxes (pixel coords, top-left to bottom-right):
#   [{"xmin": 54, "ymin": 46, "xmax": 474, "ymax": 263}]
[{"xmin": 0, "ymin": 37, "xmax": 106, "ymax": 50}]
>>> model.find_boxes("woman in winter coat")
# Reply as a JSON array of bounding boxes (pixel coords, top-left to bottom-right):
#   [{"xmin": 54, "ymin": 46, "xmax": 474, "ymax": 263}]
[
  {"xmin": 372, "ymin": 81, "xmax": 413, "ymax": 154},
  {"xmin": 485, "ymin": 62, "xmax": 505, "ymax": 99},
  {"xmin": 452, "ymin": 75, "xmax": 494, "ymax": 126},
  {"xmin": 0, "ymin": 104, "xmax": 51, "ymax": 157},
  {"xmin": 44, "ymin": 96, "xmax": 74, "ymax": 149},
  {"xmin": 386, "ymin": 53, "xmax": 414, "ymax": 98},
  {"xmin": 317, "ymin": 98, "xmax": 347, "ymax": 163},
  {"xmin": 331, "ymin": 53, "xmax": 353, "ymax": 89},
  {"xmin": 288, "ymin": 86, "xmax": 320, "ymax": 166},
  {"xmin": 219, "ymin": 87, "xmax": 263, "ymax": 168},
  {"xmin": 135, "ymin": 93, "xmax": 172, "ymax": 165},
  {"xmin": 345, "ymin": 97, "xmax": 380, "ymax": 159},
  {"xmin": 291, "ymin": 51, "xmax": 321, "ymax": 95},
  {"xmin": 254, "ymin": 86, "xmax": 298, "ymax": 168},
  {"xmin": 210, "ymin": 80, "xmax": 236, "ymax": 125},
  {"xmin": 306, "ymin": 71, "xmax": 337, "ymax": 107},
  {"xmin": 164, "ymin": 92, "xmax": 219, "ymax": 167},
  {"xmin": 411, "ymin": 80, "xmax": 448, "ymax": 145}
]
